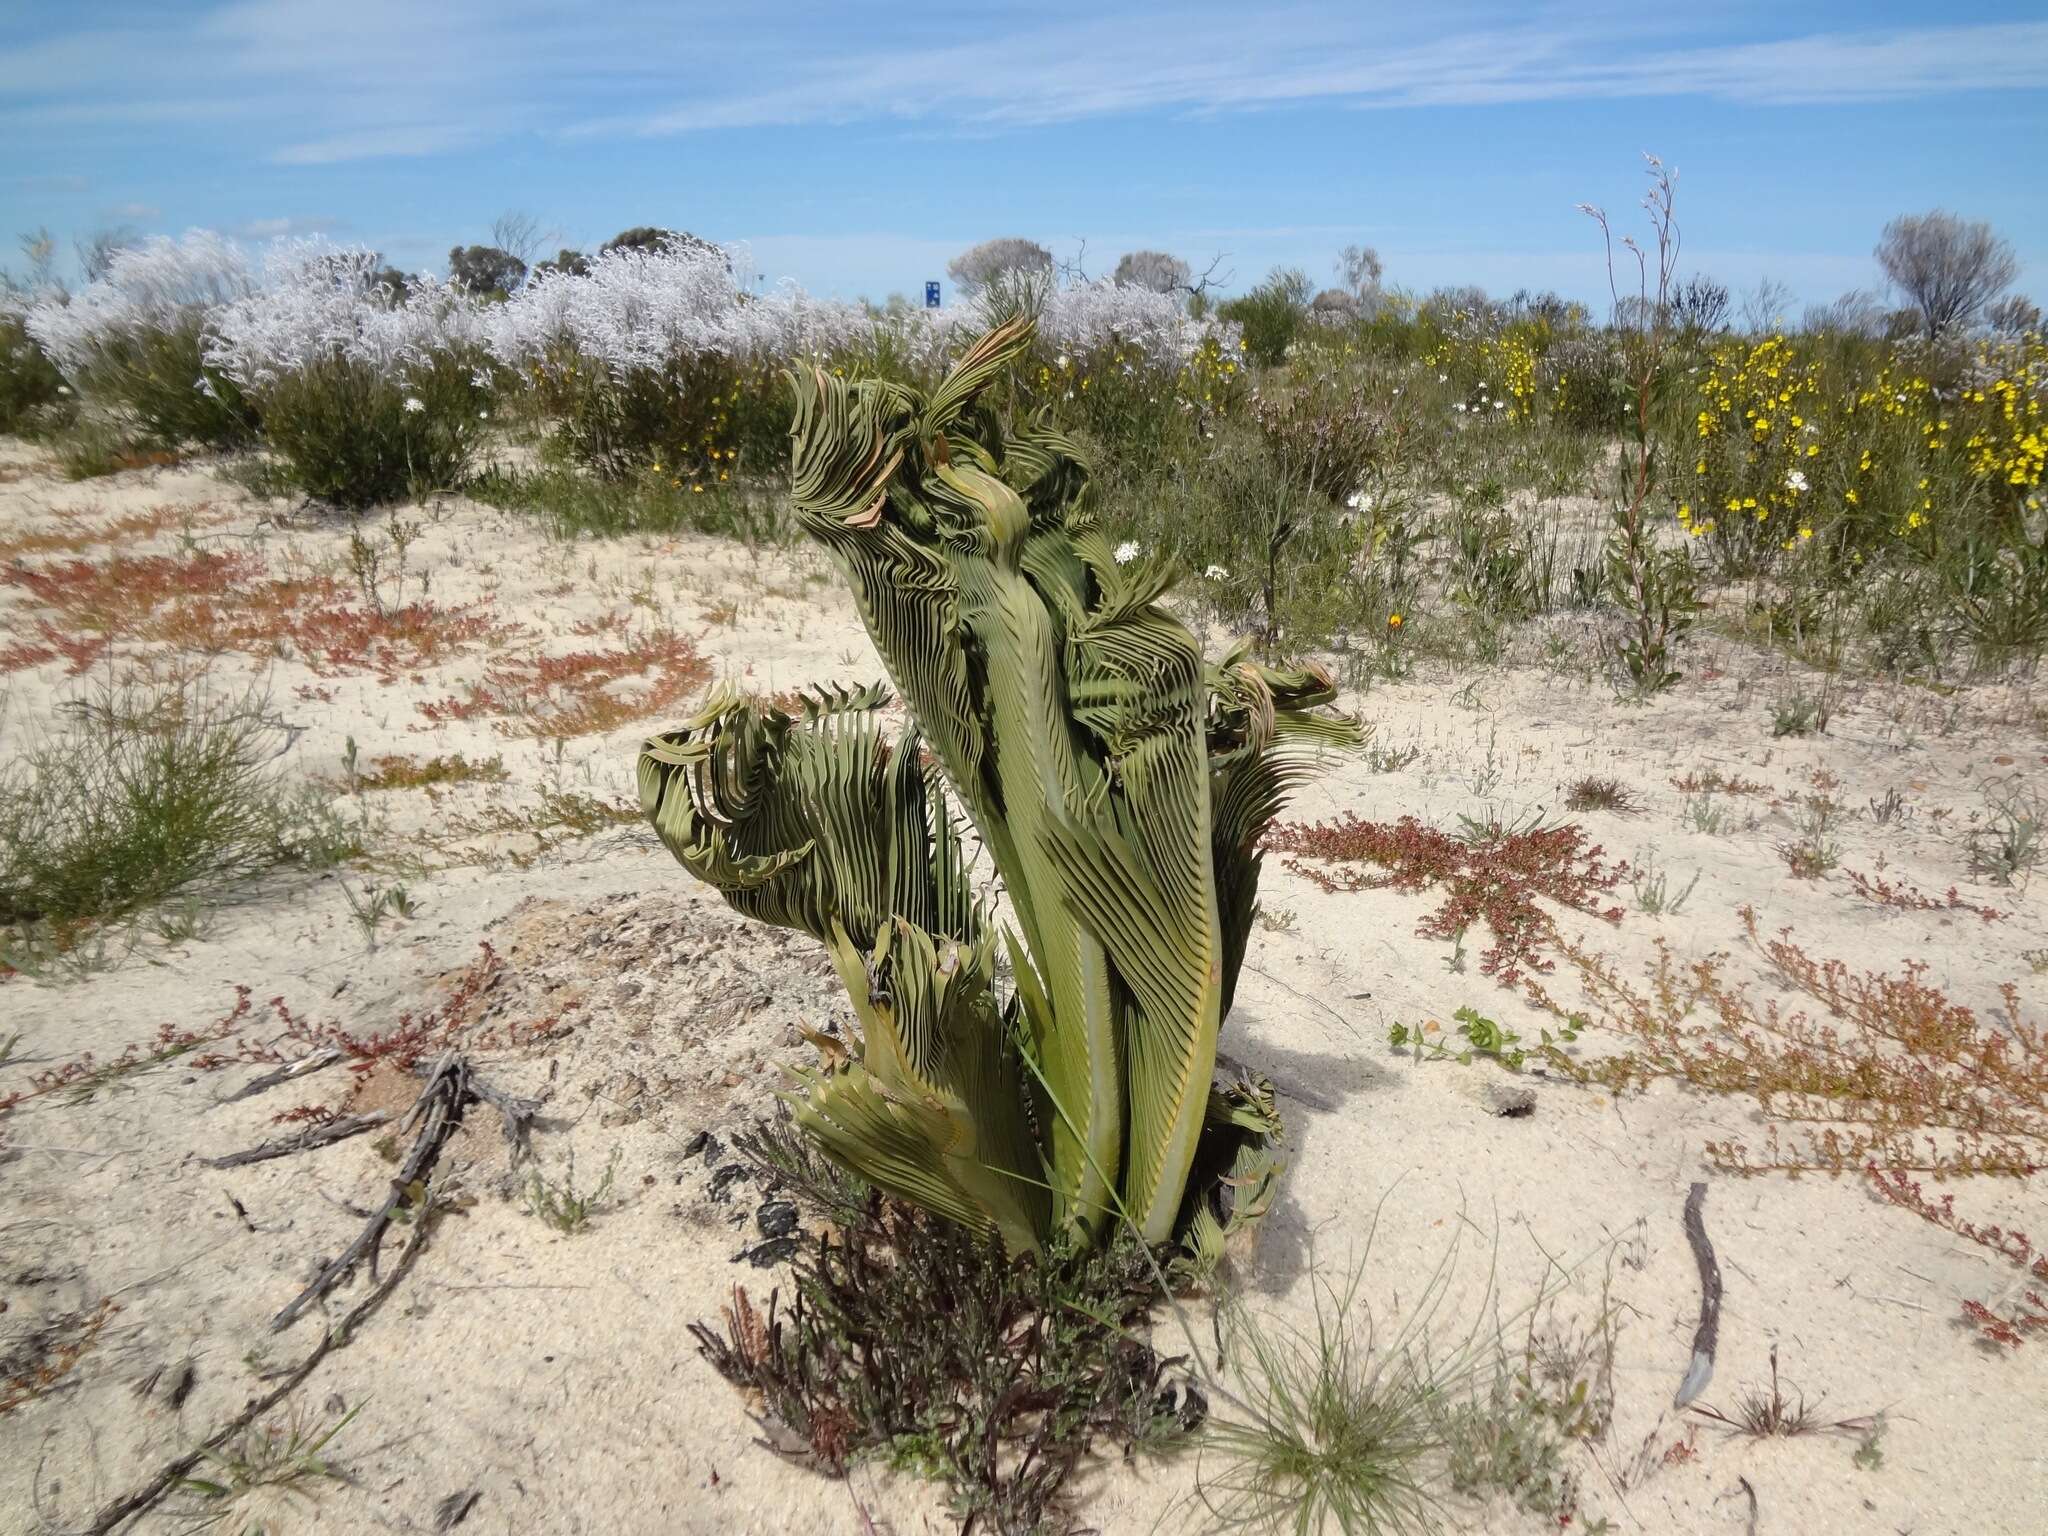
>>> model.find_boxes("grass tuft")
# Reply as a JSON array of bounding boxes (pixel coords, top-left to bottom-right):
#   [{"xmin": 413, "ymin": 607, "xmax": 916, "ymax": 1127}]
[{"xmin": 0, "ymin": 677, "xmax": 356, "ymax": 936}]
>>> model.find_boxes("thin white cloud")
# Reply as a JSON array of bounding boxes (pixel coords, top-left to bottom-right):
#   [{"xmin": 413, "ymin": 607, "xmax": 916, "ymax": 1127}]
[
  {"xmin": 270, "ymin": 125, "xmax": 485, "ymax": 166},
  {"xmin": 3, "ymin": 5, "xmax": 2045, "ymax": 165},
  {"xmin": 224, "ymin": 214, "xmax": 342, "ymax": 239},
  {"xmin": 103, "ymin": 201, "xmax": 160, "ymax": 221},
  {"xmin": 585, "ymin": 18, "xmax": 2048, "ymax": 137}
]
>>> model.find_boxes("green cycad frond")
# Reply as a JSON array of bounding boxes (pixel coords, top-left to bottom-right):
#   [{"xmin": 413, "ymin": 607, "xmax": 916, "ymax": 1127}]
[
  {"xmin": 796, "ymin": 918, "xmax": 1048, "ymax": 1255},
  {"xmin": 637, "ymin": 683, "xmax": 976, "ymax": 948},
  {"xmin": 646, "ymin": 319, "xmax": 1359, "ymax": 1254}
]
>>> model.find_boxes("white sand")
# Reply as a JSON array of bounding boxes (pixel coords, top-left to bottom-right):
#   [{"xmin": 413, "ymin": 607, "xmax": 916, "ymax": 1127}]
[{"xmin": 1, "ymin": 441, "xmax": 2042, "ymax": 1533}]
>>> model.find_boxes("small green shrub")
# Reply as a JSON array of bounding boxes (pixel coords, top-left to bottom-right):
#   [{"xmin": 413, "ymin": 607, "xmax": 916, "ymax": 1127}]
[
  {"xmin": 468, "ymin": 461, "xmax": 792, "ymax": 543},
  {"xmin": 530, "ymin": 347, "xmax": 790, "ymax": 485},
  {"xmin": 691, "ymin": 1125, "xmax": 1194, "ymax": 1532},
  {"xmin": 46, "ymin": 417, "xmax": 179, "ymax": 479},
  {"xmin": 1220, "ymin": 268, "xmax": 1312, "ymax": 366},
  {"xmin": 76, "ymin": 313, "xmax": 258, "ymax": 449},
  {"xmin": 1542, "ymin": 337, "xmax": 1626, "ymax": 433},
  {"xmin": 525, "ymin": 1145, "xmax": 621, "ymax": 1233},
  {"xmin": 0, "ymin": 679, "xmax": 355, "ymax": 933},
  {"xmin": 256, "ymin": 351, "xmax": 486, "ymax": 507},
  {"xmin": 0, "ymin": 312, "xmax": 67, "ymax": 433}
]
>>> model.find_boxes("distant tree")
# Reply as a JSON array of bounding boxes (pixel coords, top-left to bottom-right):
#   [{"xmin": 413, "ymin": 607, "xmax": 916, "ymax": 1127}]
[
  {"xmin": 532, "ymin": 248, "xmax": 590, "ymax": 279},
  {"xmin": 446, "ymin": 244, "xmax": 527, "ymax": 297},
  {"xmin": 367, "ymin": 263, "xmax": 411, "ymax": 306},
  {"xmin": 1336, "ymin": 243, "xmax": 1383, "ymax": 301},
  {"xmin": 1505, "ymin": 289, "xmax": 1580, "ymax": 328},
  {"xmin": 946, "ymin": 237, "xmax": 1053, "ymax": 295},
  {"xmin": 1612, "ymin": 295, "xmax": 1663, "ymax": 331},
  {"xmin": 602, "ymin": 225, "xmax": 721, "ymax": 260},
  {"xmin": 1668, "ymin": 274, "xmax": 1730, "ymax": 337},
  {"xmin": 1112, "ymin": 249, "xmax": 1191, "ymax": 294},
  {"xmin": 1986, "ymin": 293, "xmax": 2042, "ymax": 335},
  {"xmin": 602, "ymin": 225, "xmax": 672, "ymax": 253},
  {"xmin": 76, "ymin": 225, "xmax": 139, "ymax": 283},
  {"xmin": 1882, "ymin": 308, "xmax": 1922, "ymax": 342},
  {"xmin": 1421, "ymin": 284, "xmax": 1493, "ymax": 326},
  {"xmin": 1876, "ymin": 211, "xmax": 2018, "ymax": 340},
  {"xmin": 3, "ymin": 228, "xmax": 62, "ymax": 299},
  {"xmin": 1801, "ymin": 289, "xmax": 1888, "ymax": 338},
  {"xmin": 1309, "ymin": 288, "xmax": 1359, "ymax": 324},
  {"xmin": 490, "ymin": 210, "xmax": 549, "ymax": 267},
  {"xmin": 1738, "ymin": 277, "xmax": 1794, "ymax": 334}
]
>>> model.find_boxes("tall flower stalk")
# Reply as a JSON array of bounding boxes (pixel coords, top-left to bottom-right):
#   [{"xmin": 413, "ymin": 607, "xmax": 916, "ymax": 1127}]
[{"xmin": 1580, "ymin": 156, "xmax": 1699, "ymax": 695}]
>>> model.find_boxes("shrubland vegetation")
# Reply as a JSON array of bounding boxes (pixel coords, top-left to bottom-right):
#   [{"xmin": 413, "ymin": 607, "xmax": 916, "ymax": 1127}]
[
  {"xmin": 1, "ymin": 183, "xmax": 2037, "ymax": 685},
  {"xmin": 2, "ymin": 173, "xmax": 2043, "ymax": 1534}
]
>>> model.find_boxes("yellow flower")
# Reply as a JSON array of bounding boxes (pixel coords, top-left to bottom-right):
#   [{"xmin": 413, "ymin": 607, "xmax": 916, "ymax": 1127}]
[{"xmin": 1387, "ymin": 613, "xmax": 1404, "ymax": 630}]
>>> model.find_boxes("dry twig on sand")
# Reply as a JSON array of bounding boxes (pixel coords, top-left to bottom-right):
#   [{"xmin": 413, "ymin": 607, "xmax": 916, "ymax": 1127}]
[
  {"xmin": 1674, "ymin": 1181, "xmax": 1721, "ymax": 1408},
  {"xmin": 205, "ymin": 1111, "xmax": 390, "ymax": 1169},
  {"xmin": 271, "ymin": 1052, "xmax": 473, "ymax": 1332}
]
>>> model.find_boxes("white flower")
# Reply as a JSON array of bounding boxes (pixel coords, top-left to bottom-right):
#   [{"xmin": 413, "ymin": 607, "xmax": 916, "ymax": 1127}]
[
  {"xmin": 1437, "ymin": 373, "xmax": 1448, "ymax": 383},
  {"xmin": 403, "ymin": 396, "xmax": 425, "ymax": 413},
  {"xmin": 1493, "ymin": 399, "xmax": 1505, "ymax": 410},
  {"xmin": 26, "ymin": 230, "xmax": 254, "ymax": 377},
  {"xmin": 1114, "ymin": 540, "xmax": 1140, "ymax": 565},
  {"xmin": 1785, "ymin": 469, "xmax": 1809, "ymax": 493},
  {"xmin": 207, "ymin": 241, "xmax": 482, "ymax": 389},
  {"xmin": 478, "ymin": 410, "xmax": 489, "ymax": 419},
  {"xmin": 1345, "ymin": 491, "xmax": 1374, "ymax": 512},
  {"xmin": 56, "ymin": 384, "xmax": 69, "ymax": 394},
  {"xmin": 1056, "ymin": 353, "xmax": 1070, "ymax": 370},
  {"xmin": 1203, "ymin": 563, "xmax": 1229, "ymax": 580},
  {"xmin": 1453, "ymin": 402, "xmax": 1467, "ymax": 413}
]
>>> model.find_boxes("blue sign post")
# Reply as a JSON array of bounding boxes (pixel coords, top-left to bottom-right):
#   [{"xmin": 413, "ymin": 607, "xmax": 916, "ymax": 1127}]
[{"xmin": 924, "ymin": 280, "xmax": 941, "ymax": 309}]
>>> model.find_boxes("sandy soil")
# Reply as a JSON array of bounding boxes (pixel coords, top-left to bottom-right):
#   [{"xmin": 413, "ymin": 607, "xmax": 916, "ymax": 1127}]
[{"xmin": 1, "ymin": 440, "xmax": 2043, "ymax": 1534}]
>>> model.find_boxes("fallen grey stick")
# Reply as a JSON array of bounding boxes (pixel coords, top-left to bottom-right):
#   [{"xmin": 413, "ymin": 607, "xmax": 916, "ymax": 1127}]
[
  {"xmin": 272, "ymin": 1052, "xmax": 471, "ymax": 1332},
  {"xmin": 1674, "ymin": 1180, "xmax": 1722, "ymax": 1408},
  {"xmin": 408, "ymin": 1055, "xmax": 544, "ymax": 1158},
  {"xmin": 86, "ymin": 1208, "xmax": 435, "ymax": 1534},
  {"xmin": 222, "ymin": 1047, "xmax": 343, "ymax": 1103},
  {"xmin": 205, "ymin": 1111, "xmax": 389, "ymax": 1168}
]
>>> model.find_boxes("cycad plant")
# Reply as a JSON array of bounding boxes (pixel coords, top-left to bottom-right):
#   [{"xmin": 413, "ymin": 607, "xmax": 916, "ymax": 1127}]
[{"xmin": 640, "ymin": 318, "xmax": 1358, "ymax": 1254}]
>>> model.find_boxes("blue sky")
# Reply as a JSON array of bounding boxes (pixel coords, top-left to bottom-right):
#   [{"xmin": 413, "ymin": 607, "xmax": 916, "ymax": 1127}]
[{"xmin": 4, "ymin": 2, "xmax": 2045, "ymax": 310}]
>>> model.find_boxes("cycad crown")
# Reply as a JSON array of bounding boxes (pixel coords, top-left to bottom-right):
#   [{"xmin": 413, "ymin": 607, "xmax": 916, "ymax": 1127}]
[{"xmin": 640, "ymin": 317, "xmax": 1359, "ymax": 1252}]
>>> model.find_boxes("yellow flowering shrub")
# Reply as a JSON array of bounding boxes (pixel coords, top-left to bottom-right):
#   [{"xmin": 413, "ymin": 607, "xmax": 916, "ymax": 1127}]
[
  {"xmin": 1423, "ymin": 316, "xmax": 1544, "ymax": 420},
  {"xmin": 1683, "ymin": 333, "xmax": 2045, "ymax": 573}
]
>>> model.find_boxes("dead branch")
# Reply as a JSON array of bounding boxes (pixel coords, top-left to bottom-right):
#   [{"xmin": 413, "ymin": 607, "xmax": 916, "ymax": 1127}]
[
  {"xmin": 221, "ymin": 1047, "xmax": 343, "ymax": 1103},
  {"xmin": 1674, "ymin": 1181, "xmax": 1722, "ymax": 1407},
  {"xmin": 204, "ymin": 1111, "xmax": 389, "ymax": 1168},
  {"xmin": 409, "ymin": 1054, "xmax": 544, "ymax": 1158},
  {"xmin": 271, "ymin": 1052, "xmax": 470, "ymax": 1332}
]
